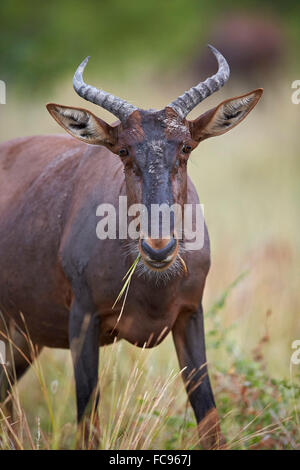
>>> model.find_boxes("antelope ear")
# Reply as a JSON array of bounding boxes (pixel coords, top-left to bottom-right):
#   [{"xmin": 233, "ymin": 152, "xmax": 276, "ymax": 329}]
[
  {"xmin": 46, "ymin": 103, "xmax": 117, "ymax": 146},
  {"xmin": 189, "ymin": 89, "xmax": 263, "ymax": 142}
]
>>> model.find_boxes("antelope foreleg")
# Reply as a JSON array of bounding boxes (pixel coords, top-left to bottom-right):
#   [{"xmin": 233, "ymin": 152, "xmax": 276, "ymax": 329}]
[{"xmin": 69, "ymin": 297, "xmax": 100, "ymax": 448}]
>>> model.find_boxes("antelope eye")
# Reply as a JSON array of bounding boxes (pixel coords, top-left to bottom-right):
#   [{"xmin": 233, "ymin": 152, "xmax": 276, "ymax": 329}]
[
  {"xmin": 119, "ymin": 148, "xmax": 129, "ymax": 157},
  {"xmin": 182, "ymin": 144, "xmax": 192, "ymax": 154}
]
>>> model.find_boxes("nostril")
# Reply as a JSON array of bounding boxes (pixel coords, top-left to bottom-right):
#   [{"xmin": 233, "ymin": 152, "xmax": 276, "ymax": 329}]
[{"xmin": 141, "ymin": 238, "xmax": 177, "ymax": 262}]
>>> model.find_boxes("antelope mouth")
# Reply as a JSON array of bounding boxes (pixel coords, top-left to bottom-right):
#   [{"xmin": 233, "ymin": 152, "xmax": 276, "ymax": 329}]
[{"xmin": 138, "ymin": 237, "xmax": 179, "ymax": 271}]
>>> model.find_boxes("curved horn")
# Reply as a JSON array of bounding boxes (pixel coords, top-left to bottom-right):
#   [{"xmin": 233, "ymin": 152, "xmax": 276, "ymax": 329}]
[
  {"xmin": 73, "ymin": 57, "xmax": 138, "ymax": 122},
  {"xmin": 167, "ymin": 45, "xmax": 230, "ymax": 119}
]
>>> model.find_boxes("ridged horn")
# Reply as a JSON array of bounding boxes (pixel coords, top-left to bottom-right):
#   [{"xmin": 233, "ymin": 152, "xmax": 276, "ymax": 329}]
[
  {"xmin": 167, "ymin": 45, "xmax": 230, "ymax": 119},
  {"xmin": 73, "ymin": 56, "xmax": 138, "ymax": 122}
]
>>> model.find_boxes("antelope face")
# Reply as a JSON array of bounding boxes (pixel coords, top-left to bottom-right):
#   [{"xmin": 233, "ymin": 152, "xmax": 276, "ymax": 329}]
[
  {"xmin": 110, "ymin": 107, "xmax": 191, "ymax": 272},
  {"xmin": 47, "ymin": 46, "xmax": 263, "ymax": 276}
]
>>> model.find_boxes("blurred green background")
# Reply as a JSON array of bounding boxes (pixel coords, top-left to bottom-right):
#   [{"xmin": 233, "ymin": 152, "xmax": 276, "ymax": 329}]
[
  {"xmin": 1, "ymin": 0, "xmax": 300, "ymax": 93},
  {"xmin": 0, "ymin": 0, "xmax": 299, "ymax": 449}
]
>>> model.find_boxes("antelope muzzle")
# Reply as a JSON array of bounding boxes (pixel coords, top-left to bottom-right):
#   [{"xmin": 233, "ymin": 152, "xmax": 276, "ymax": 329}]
[{"xmin": 139, "ymin": 236, "xmax": 179, "ymax": 270}]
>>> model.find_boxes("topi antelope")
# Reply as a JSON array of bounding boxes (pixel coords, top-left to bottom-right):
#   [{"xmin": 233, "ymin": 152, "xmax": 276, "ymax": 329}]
[{"xmin": 0, "ymin": 46, "xmax": 262, "ymax": 449}]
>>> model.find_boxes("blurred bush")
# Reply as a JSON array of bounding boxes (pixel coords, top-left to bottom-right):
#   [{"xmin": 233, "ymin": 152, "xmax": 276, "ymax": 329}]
[
  {"xmin": 0, "ymin": 0, "xmax": 299, "ymax": 95},
  {"xmin": 0, "ymin": 0, "xmax": 203, "ymax": 93}
]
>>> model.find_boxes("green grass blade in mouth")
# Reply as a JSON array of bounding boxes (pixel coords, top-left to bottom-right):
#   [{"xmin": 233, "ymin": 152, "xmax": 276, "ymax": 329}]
[
  {"xmin": 112, "ymin": 254, "xmax": 140, "ymax": 311},
  {"xmin": 121, "ymin": 254, "xmax": 141, "ymax": 281}
]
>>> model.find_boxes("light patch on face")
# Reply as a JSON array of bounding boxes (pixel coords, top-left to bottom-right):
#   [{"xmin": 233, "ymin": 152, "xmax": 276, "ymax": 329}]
[
  {"xmin": 163, "ymin": 117, "xmax": 187, "ymax": 135},
  {"xmin": 146, "ymin": 141, "xmax": 166, "ymax": 177},
  {"xmin": 149, "ymin": 140, "xmax": 164, "ymax": 156},
  {"xmin": 148, "ymin": 163, "xmax": 156, "ymax": 174}
]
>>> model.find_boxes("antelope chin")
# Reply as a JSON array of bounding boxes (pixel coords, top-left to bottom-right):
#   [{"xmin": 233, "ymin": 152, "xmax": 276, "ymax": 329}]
[
  {"xmin": 137, "ymin": 253, "xmax": 185, "ymax": 285},
  {"xmin": 122, "ymin": 239, "xmax": 186, "ymax": 285},
  {"xmin": 141, "ymin": 256, "xmax": 176, "ymax": 272}
]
